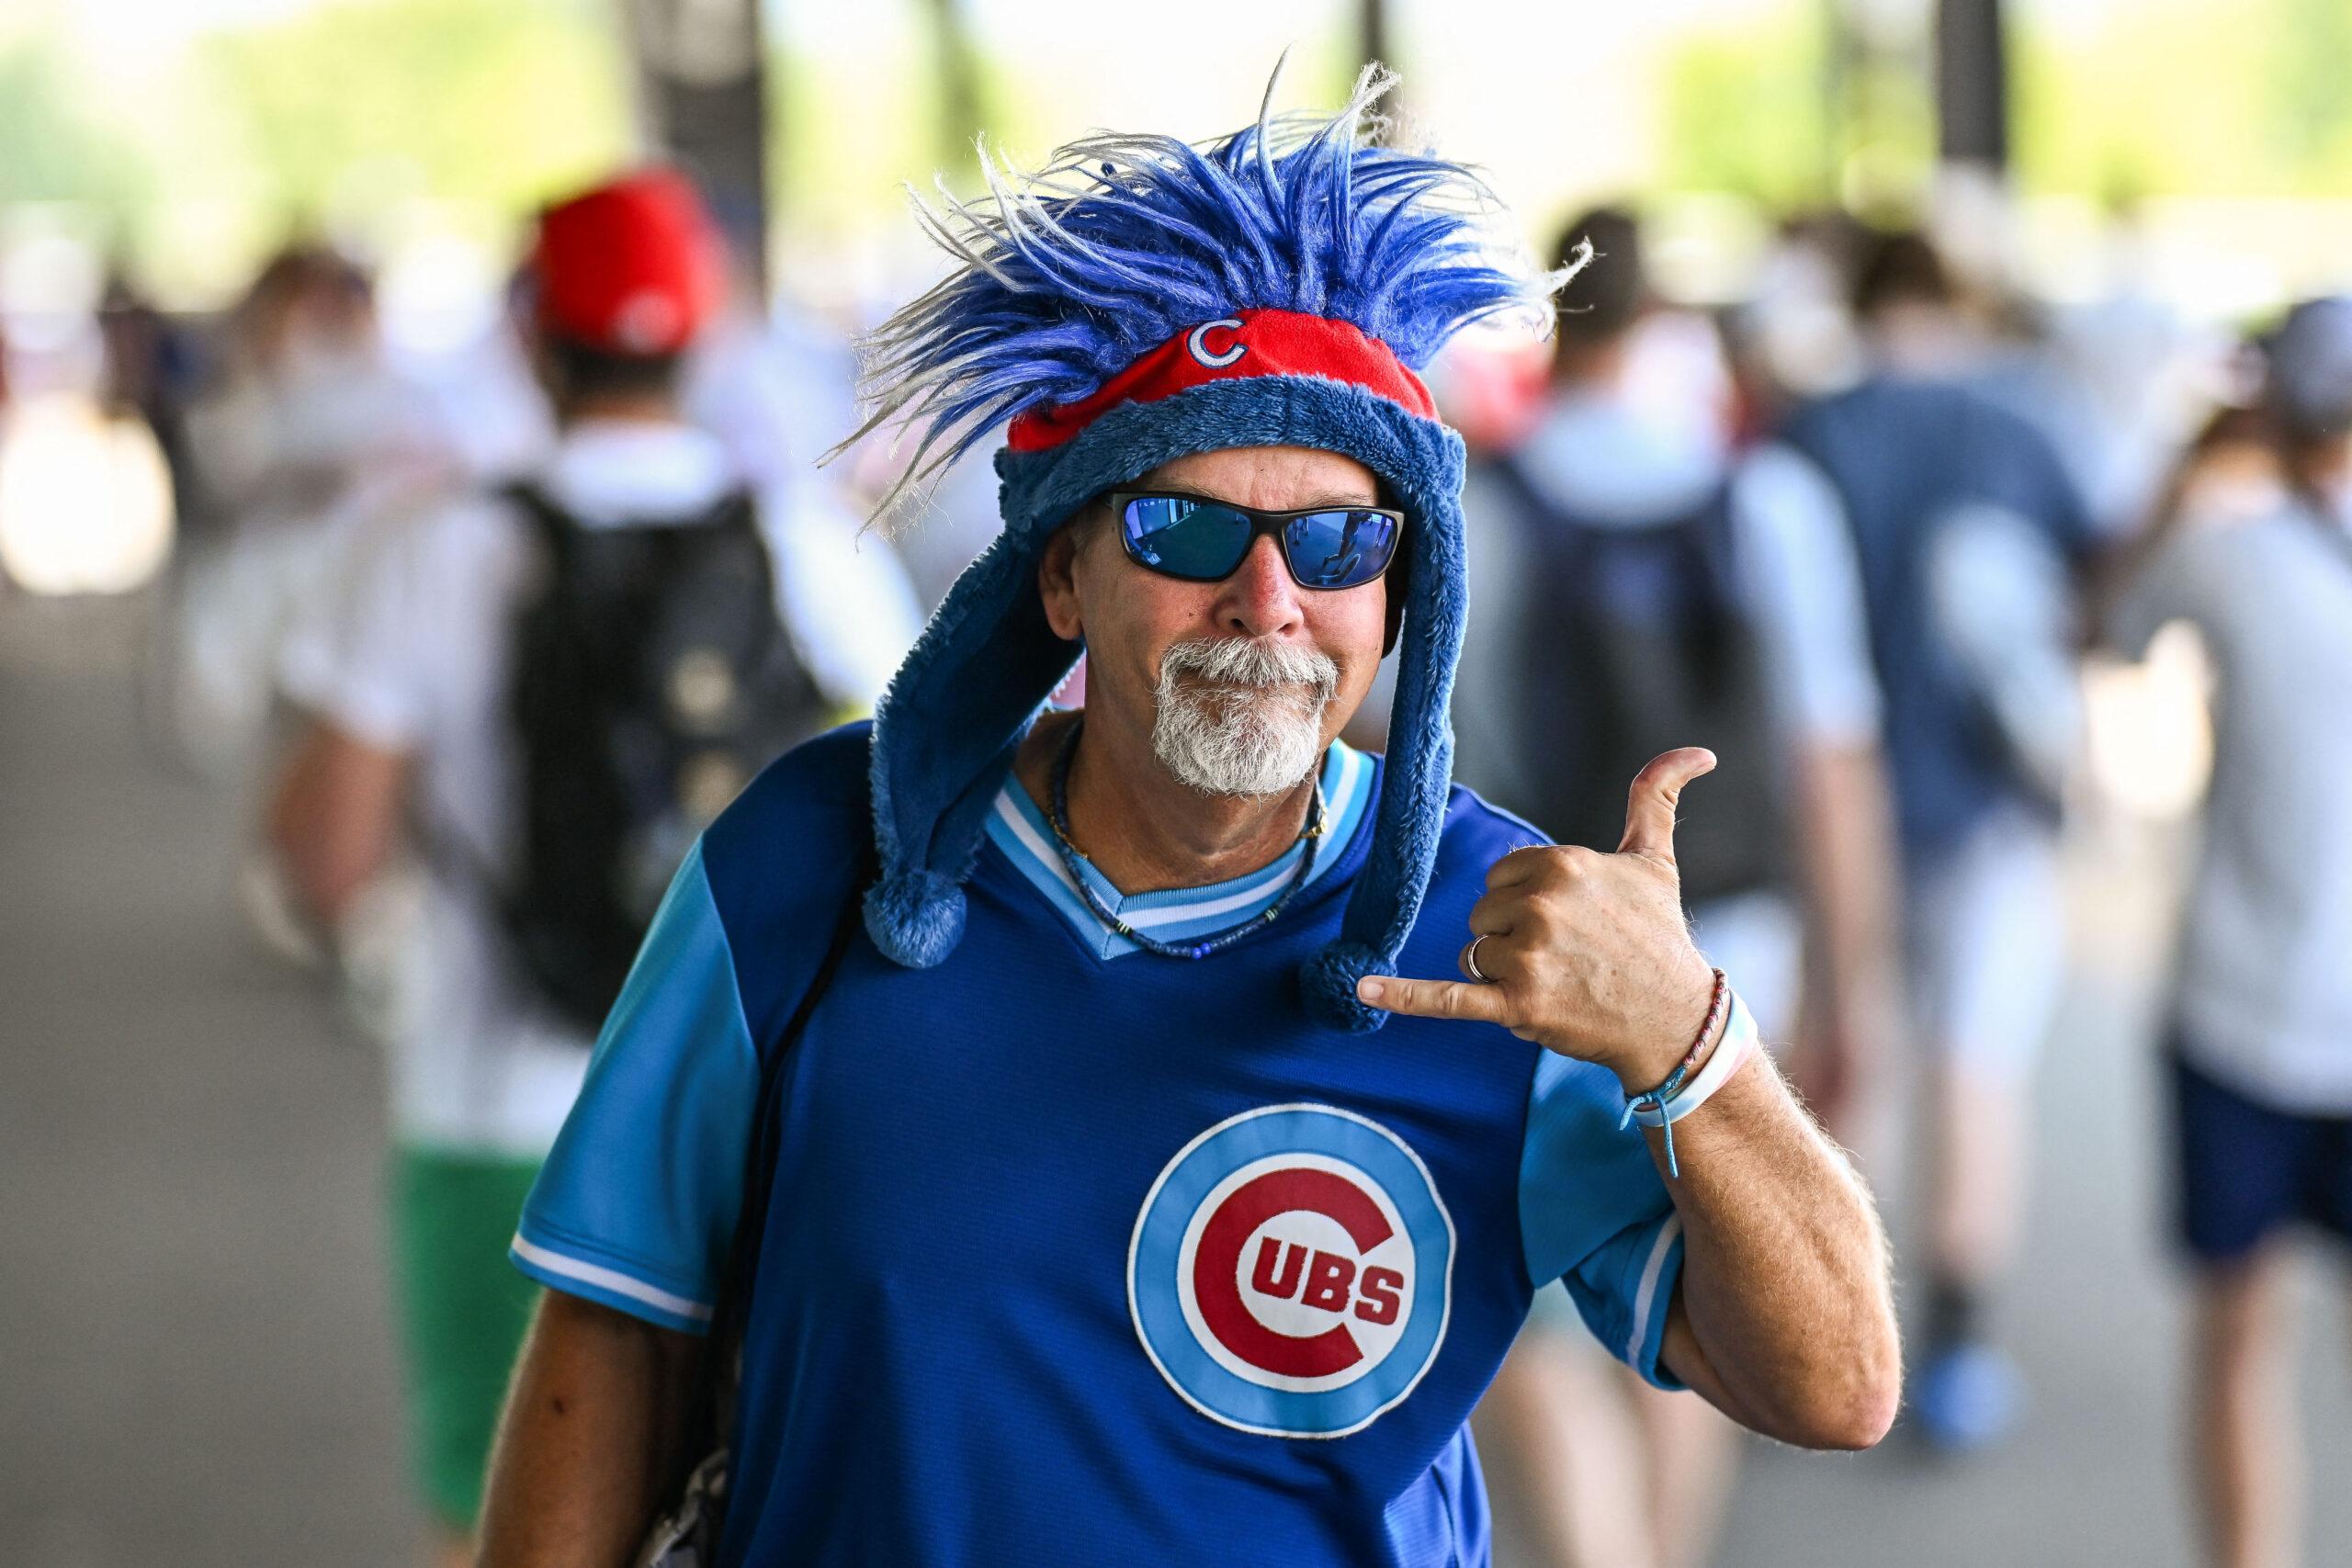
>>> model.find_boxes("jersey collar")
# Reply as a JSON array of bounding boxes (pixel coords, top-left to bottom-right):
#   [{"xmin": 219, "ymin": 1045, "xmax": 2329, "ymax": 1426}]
[{"xmin": 984, "ymin": 739, "xmax": 1374, "ymax": 961}]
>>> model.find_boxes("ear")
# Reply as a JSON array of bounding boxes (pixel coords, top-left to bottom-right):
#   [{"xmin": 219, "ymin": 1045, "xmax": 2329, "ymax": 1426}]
[{"xmin": 1037, "ymin": 523, "xmax": 1087, "ymax": 642}]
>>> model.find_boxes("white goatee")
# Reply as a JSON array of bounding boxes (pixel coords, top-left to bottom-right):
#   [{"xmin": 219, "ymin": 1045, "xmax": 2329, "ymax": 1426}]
[{"xmin": 1150, "ymin": 637, "xmax": 1339, "ymax": 797}]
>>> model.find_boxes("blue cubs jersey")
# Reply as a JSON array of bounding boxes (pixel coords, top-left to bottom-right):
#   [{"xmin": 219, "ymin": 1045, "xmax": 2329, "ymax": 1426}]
[{"xmin": 515, "ymin": 724, "xmax": 1688, "ymax": 1567}]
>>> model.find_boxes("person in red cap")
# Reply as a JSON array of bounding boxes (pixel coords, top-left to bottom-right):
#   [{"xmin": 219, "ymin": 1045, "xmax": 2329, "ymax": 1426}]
[
  {"xmin": 531, "ymin": 168, "xmax": 726, "ymax": 360},
  {"xmin": 266, "ymin": 169, "xmax": 919, "ymax": 1567}
]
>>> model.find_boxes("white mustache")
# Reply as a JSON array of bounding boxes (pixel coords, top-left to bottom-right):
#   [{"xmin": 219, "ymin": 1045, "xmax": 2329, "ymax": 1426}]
[{"xmin": 1156, "ymin": 637, "xmax": 1339, "ymax": 700}]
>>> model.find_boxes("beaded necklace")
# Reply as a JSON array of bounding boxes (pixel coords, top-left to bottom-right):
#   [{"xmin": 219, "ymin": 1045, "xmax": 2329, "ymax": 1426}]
[{"xmin": 1044, "ymin": 717, "xmax": 1328, "ymax": 960}]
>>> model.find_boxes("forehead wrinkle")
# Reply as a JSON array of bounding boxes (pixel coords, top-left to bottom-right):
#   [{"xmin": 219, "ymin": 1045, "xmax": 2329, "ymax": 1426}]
[{"xmin": 1141, "ymin": 446, "xmax": 1381, "ymax": 512}]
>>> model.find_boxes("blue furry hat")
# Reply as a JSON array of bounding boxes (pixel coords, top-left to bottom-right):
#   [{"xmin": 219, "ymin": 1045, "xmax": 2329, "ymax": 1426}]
[{"xmin": 848, "ymin": 65, "xmax": 1560, "ymax": 1032}]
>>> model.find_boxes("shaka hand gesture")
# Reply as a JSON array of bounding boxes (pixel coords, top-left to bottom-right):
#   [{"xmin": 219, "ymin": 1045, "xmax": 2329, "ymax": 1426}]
[{"xmin": 1357, "ymin": 748, "xmax": 1724, "ymax": 1094}]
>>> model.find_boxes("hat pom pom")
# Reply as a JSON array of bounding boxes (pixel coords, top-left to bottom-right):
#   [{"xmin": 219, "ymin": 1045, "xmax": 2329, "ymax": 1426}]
[
  {"xmin": 1299, "ymin": 941, "xmax": 1394, "ymax": 1033},
  {"xmin": 865, "ymin": 869, "xmax": 967, "ymax": 969}
]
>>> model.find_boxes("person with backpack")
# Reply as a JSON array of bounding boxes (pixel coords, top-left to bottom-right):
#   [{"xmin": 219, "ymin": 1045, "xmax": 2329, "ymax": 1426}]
[
  {"xmin": 266, "ymin": 169, "xmax": 921, "ymax": 1567},
  {"xmin": 470, "ymin": 74, "xmax": 1899, "ymax": 1568},
  {"xmin": 2109, "ymin": 299, "xmax": 2352, "ymax": 1568},
  {"xmin": 1453, "ymin": 208, "xmax": 1899, "ymax": 1568},
  {"xmin": 1764, "ymin": 229, "xmax": 2099, "ymax": 1452}
]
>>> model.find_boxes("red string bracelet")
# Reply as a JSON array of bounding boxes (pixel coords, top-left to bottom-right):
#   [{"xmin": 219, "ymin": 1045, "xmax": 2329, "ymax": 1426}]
[{"xmin": 1617, "ymin": 968, "xmax": 1732, "ymax": 1178}]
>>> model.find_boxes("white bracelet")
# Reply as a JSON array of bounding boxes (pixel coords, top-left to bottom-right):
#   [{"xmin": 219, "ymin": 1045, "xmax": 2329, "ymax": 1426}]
[{"xmin": 1628, "ymin": 991, "xmax": 1758, "ymax": 1128}]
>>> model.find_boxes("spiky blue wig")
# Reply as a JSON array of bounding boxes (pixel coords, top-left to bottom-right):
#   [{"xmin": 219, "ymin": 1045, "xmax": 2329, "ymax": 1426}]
[{"xmin": 852, "ymin": 64, "xmax": 1561, "ymax": 1032}]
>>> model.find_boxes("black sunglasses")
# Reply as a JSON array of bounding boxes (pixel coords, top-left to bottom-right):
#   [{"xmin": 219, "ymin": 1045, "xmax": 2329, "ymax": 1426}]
[{"xmin": 1108, "ymin": 491, "xmax": 1404, "ymax": 592}]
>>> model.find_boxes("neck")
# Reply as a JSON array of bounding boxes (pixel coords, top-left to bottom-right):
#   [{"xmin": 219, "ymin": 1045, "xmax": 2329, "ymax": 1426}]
[
  {"xmin": 1015, "ymin": 708, "xmax": 1319, "ymax": 895},
  {"xmin": 558, "ymin": 393, "xmax": 682, "ymax": 428},
  {"xmin": 1867, "ymin": 308, "xmax": 1977, "ymax": 376},
  {"xmin": 2290, "ymin": 440, "xmax": 2351, "ymax": 504},
  {"xmin": 1551, "ymin": 336, "xmax": 1632, "ymax": 392}
]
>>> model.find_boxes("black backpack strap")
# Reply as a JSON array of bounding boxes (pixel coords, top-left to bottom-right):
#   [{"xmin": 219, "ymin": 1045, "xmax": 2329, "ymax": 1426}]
[
  {"xmin": 500, "ymin": 479, "xmax": 575, "ymax": 555},
  {"xmin": 1483, "ymin": 450, "xmax": 1544, "ymax": 513},
  {"xmin": 1480, "ymin": 452, "xmax": 1552, "ymax": 536},
  {"xmin": 1481, "ymin": 452, "xmax": 1606, "ymax": 577},
  {"xmin": 683, "ymin": 815, "xmax": 876, "ymax": 1497},
  {"xmin": 695, "ymin": 486, "xmax": 759, "ymax": 535},
  {"xmin": 500, "ymin": 477, "xmax": 756, "ymax": 540},
  {"xmin": 712, "ymin": 834, "xmax": 872, "ymax": 1338}
]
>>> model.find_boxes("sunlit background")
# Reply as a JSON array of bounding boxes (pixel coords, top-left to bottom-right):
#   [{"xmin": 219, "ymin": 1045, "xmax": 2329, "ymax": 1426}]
[
  {"xmin": 7, "ymin": 0, "xmax": 2315, "ymax": 799},
  {"xmin": 6, "ymin": 0, "xmax": 2352, "ymax": 584},
  {"xmin": 4, "ymin": 3, "xmax": 2349, "ymax": 1565}
]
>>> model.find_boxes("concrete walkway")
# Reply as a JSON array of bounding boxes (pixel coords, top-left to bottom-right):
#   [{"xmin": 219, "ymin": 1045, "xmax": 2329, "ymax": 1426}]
[
  {"xmin": 4, "ymin": 590, "xmax": 2347, "ymax": 1567},
  {"xmin": 2, "ymin": 592, "xmax": 410, "ymax": 1565}
]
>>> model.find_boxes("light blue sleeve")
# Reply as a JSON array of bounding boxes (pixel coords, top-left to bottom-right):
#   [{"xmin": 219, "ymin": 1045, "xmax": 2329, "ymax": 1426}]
[
  {"xmin": 1730, "ymin": 444, "xmax": 1884, "ymax": 749},
  {"xmin": 510, "ymin": 840, "xmax": 759, "ymax": 1334},
  {"xmin": 1520, "ymin": 1052, "xmax": 1685, "ymax": 1389}
]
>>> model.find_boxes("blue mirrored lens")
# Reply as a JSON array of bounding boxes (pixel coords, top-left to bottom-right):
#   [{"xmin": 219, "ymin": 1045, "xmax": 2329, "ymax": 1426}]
[
  {"xmin": 1283, "ymin": 509, "xmax": 1400, "ymax": 589},
  {"xmin": 1120, "ymin": 496, "xmax": 1254, "ymax": 581}
]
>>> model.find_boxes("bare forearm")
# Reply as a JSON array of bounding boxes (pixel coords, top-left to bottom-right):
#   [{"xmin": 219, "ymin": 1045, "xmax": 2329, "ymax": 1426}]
[
  {"xmin": 1653, "ymin": 1055, "xmax": 1899, "ymax": 1450},
  {"xmin": 1353, "ymin": 749, "xmax": 1902, "ymax": 1445},
  {"xmin": 266, "ymin": 721, "xmax": 409, "ymax": 927},
  {"xmin": 477, "ymin": 1292, "xmax": 705, "ymax": 1568}
]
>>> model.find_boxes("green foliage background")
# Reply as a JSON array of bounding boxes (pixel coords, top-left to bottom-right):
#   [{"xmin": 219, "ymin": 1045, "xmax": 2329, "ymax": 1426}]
[
  {"xmin": 3, "ymin": 0, "xmax": 2349, "ymax": 299},
  {"xmin": 1659, "ymin": 0, "xmax": 2352, "ymax": 210},
  {"xmin": 201, "ymin": 0, "xmax": 629, "ymax": 220}
]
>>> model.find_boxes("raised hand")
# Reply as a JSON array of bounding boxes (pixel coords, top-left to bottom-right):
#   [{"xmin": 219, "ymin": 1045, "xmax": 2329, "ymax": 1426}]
[{"xmin": 1356, "ymin": 749, "xmax": 1724, "ymax": 1093}]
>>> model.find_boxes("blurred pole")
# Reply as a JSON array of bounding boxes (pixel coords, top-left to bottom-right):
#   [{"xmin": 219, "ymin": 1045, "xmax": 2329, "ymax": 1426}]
[
  {"xmin": 1358, "ymin": 0, "xmax": 1392, "ymax": 67},
  {"xmin": 1824, "ymin": 0, "xmax": 1861, "ymax": 200},
  {"xmin": 628, "ymin": 0, "xmax": 770, "ymax": 288},
  {"xmin": 1357, "ymin": 0, "xmax": 1399, "ymax": 140},
  {"xmin": 1934, "ymin": 0, "xmax": 2007, "ymax": 173},
  {"xmin": 1932, "ymin": 0, "xmax": 2013, "ymax": 283},
  {"xmin": 917, "ymin": 0, "xmax": 987, "ymax": 183}
]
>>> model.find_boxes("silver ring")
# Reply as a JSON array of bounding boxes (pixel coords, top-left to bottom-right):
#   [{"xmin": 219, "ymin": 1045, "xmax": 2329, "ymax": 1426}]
[{"xmin": 1464, "ymin": 934, "xmax": 1494, "ymax": 984}]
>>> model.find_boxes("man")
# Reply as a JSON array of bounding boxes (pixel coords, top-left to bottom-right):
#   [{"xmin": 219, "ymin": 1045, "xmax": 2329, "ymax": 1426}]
[
  {"xmin": 1456, "ymin": 207, "xmax": 1897, "ymax": 1568},
  {"xmin": 478, "ymin": 76, "xmax": 1898, "ymax": 1568},
  {"xmin": 2109, "ymin": 299, "xmax": 2352, "ymax": 1568},
  {"xmin": 1762, "ymin": 229, "xmax": 2096, "ymax": 1451},
  {"xmin": 169, "ymin": 244, "xmax": 457, "ymax": 780},
  {"xmin": 269, "ymin": 170, "xmax": 918, "ymax": 1565}
]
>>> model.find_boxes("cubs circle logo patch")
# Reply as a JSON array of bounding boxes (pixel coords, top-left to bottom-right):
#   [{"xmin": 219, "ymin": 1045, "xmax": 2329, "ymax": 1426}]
[{"xmin": 1128, "ymin": 1104, "xmax": 1454, "ymax": 1438}]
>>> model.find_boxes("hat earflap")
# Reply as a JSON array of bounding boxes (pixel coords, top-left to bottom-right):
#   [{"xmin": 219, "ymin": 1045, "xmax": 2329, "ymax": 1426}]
[
  {"xmin": 863, "ymin": 525, "xmax": 1081, "ymax": 967},
  {"xmin": 1297, "ymin": 444, "xmax": 1465, "ymax": 1032}
]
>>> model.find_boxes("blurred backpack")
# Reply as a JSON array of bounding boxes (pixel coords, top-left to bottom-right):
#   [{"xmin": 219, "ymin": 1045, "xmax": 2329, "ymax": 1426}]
[
  {"xmin": 1483, "ymin": 458, "xmax": 1786, "ymax": 907},
  {"xmin": 498, "ymin": 482, "xmax": 830, "ymax": 1033}
]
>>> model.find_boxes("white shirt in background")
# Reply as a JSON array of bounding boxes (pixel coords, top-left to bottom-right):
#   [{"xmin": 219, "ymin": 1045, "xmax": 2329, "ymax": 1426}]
[
  {"xmin": 279, "ymin": 419, "xmax": 923, "ymax": 1156},
  {"xmin": 2112, "ymin": 498, "xmax": 2352, "ymax": 1112}
]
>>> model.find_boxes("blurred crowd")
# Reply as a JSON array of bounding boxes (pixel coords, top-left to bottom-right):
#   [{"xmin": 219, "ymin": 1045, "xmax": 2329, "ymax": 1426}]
[{"xmin": 17, "ymin": 156, "xmax": 2352, "ymax": 1568}]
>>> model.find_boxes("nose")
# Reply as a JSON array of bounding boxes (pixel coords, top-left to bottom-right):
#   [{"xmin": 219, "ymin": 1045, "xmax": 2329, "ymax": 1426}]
[{"xmin": 1212, "ymin": 533, "xmax": 1305, "ymax": 640}]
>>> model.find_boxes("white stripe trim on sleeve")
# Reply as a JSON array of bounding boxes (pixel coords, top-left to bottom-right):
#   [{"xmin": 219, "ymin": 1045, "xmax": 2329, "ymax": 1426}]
[
  {"xmin": 510, "ymin": 1232, "xmax": 714, "ymax": 1323},
  {"xmin": 1625, "ymin": 1213, "xmax": 1683, "ymax": 1365}
]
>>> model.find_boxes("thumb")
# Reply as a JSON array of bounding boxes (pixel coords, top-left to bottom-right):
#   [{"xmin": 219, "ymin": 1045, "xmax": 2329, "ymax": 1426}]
[{"xmin": 1618, "ymin": 747, "xmax": 1717, "ymax": 866}]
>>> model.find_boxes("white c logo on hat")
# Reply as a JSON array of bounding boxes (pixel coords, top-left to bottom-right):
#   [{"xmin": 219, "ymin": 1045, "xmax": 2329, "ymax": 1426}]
[{"xmin": 1187, "ymin": 319, "xmax": 1247, "ymax": 369}]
